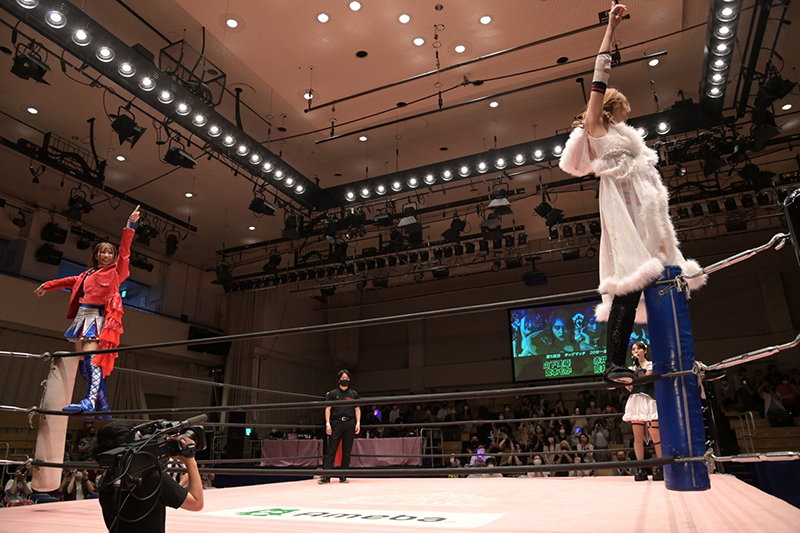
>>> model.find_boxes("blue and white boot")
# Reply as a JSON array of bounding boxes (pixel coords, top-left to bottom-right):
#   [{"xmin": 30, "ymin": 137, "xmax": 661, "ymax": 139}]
[{"xmin": 63, "ymin": 362, "xmax": 103, "ymax": 415}]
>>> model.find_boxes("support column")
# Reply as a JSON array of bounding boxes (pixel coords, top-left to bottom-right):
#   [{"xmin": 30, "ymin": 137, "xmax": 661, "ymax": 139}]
[{"xmin": 644, "ymin": 266, "xmax": 710, "ymax": 491}]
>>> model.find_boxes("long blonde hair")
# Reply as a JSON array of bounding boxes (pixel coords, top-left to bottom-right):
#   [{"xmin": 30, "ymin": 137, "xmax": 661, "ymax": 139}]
[{"xmin": 571, "ymin": 88, "xmax": 628, "ymax": 129}]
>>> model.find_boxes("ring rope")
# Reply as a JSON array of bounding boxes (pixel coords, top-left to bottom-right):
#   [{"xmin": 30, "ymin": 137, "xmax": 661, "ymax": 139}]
[
  {"xmin": 658, "ymin": 232, "xmax": 790, "ymax": 295},
  {"xmin": 40, "ymin": 289, "xmax": 599, "ymax": 359},
  {"xmin": 31, "ymin": 375, "xmax": 658, "ymax": 418},
  {"xmin": 0, "ymin": 350, "xmax": 50, "ymax": 359}
]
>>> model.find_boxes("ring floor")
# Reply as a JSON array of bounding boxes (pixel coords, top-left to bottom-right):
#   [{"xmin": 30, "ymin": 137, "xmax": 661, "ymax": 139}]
[{"xmin": 3, "ymin": 474, "xmax": 798, "ymax": 532}]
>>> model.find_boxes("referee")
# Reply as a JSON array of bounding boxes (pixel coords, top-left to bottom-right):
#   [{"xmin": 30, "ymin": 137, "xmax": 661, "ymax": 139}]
[{"xmin": 319, "ymin": 369, "xmax": 360, "ymax": 484}]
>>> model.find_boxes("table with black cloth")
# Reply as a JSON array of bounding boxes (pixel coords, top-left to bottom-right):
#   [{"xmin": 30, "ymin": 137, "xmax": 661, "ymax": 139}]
[{"xmin": 260, "ymin": 437, "xmax": 422, "ymax": 468}]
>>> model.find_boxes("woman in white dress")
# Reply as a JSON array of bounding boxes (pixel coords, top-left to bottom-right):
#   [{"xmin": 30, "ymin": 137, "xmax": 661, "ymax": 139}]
[
  {"xmin": 623, "ymin": 341, "xmax": 663, "ymax": 481},
  {"xmin": 559, "ymin": 2, "xmax": 705, "ymax": 383}
]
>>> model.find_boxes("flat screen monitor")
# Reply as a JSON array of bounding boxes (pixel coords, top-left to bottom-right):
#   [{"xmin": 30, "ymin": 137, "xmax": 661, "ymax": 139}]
[{"xmin": 509, "ymin": 298, "xmax": 649, "ymax": 382}]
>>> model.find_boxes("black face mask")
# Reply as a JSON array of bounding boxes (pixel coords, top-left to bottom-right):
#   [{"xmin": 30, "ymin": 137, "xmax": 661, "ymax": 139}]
[{"xmin": 339, "ymin": 379, "xmax": 350, "ymax": 387}]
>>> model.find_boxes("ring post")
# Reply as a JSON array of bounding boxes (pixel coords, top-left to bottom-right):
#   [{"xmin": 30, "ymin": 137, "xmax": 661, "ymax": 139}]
[
  {"xmin": 644, "ymin": 266, "xmax": 710, "ymax": 491},
  {"xmin": 32, "ymin": 356, "xmax": 80, "ymax": 491}
]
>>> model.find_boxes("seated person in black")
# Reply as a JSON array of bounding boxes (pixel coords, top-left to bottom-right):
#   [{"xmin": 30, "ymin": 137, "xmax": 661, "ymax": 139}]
[
  {"xmin": 320, "ymin": 369, "xmax": 361, "ymax": 484},
  {"xmin": 92, "ymin": 421, "xmax": 203, "ymax": 533}
]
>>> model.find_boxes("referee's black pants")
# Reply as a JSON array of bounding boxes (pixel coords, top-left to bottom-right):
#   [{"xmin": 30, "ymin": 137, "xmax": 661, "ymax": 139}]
[{"xmin": 323, "ymin": 418, "xmax": 356, "ymax": 472}]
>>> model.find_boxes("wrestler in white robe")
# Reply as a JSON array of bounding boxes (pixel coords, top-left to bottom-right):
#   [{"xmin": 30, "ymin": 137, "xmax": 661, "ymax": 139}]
[{"xmin": 559, "ymin": 122, "xmax": 706, "ymax": 322}]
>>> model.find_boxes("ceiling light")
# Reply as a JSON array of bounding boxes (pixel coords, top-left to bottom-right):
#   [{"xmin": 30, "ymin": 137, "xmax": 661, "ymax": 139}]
[
  {"xmin": 118, "ymin": 63, "xmax": 135, "ymax": 77},
  {"xmin": 236, "ymin": 145, "xmax": 249, "ymax": 156},
  {"xmin": 480, "ymin": 15, "xmax": 492, "ymax": 24},
  {"xmin": 222, "ymin": 135, "xmax": 236, "ymax": 146},
  {"xmin": 349, "ymin": 1, "xmax": 361, "ymax": 11},
  {"xmin": 358, "ymin": 135, "xmax": 368, "ymax": 141},
  {"xmin": 489, "ymin": 101, "xmax": 499, "ymax": 108},
  {"xmin": 176, "ymin": 103, "xmax": 191, "ymax": 116},
  {"xmin": 408, "ymin": 177, "xmax": 419, "ymax": 188},
  {"xmin": 192, "ymin": 114, "xmax": 207, "ymax": 126},
  {"xmin": 249, "ymin": 196, "xmax": 276, "ymax": 216},
  {"xmin": 208, "ymin": 125, "xmax": 221, "ymax": 137},
  {"xmin": 391, "ymin": 181, "xmax": 402, "ymax": 192},
  {"xmin": 413, "ymin": 37, "xmax": 425, "ymax": 46},
  {"xmin": 513, "ymin": 154, "xmax": 526, "ymax": 165},
  {"xmin": 250, "ymin": 153, "xmax": 262, "ymax": 164},
  {"xmin": 424, "ymin": 174, "xmax": 436, "ymax": 185},
  {"xmin": 495, "ymin": 158, "xmax": 507, "ymax": 169},
  {"xmin": 648, "ymin": 58, "xmax": 659, "ymax": 67},
  {"xmin": 96, "ymin": 47, "xmax": 114, "ymax": 62},
  {"xmin": 711, "ymin": 73, "xmax": 723, "ymax": 83},
  {"xmin": 158, "ymin": 90, "xmax": 174, "ymax": 104},
  {"xmin": 714, "ymin": 43, "xmax": 729, "ymax": 55},
  {"xmin": 226, "ymin": 18, "xmax": 238, "ymax": 28},
  {"xmin": 295, "ymin": 185, "xmax": 305, "ymax": 194},
  {"xmin": 11, "ymin": 53, "xmax": 50, "ymax": 84},
  {"xmin": 718, "ymin": 7, "xmax": 736, "ymax": 21},
  {"xmin": 360, "ymin": 187, "xmax": 371, "ymax": 198},
  {"xmin": 274, "ymin": 170, "xmax": 284, "ymax": 180},
  {"xmin": 138, "ymin": 77, "xmax": 155, "ymax": 90},
  {"xmin": 477, "ymin": 162, "xmax": 488, "ymax": 173},
  {"xmin": 715, "ymin": 26, "xmax": 731, "ymax": 38},
  {"xmin": 459, "ymin": 166, "xmax": 470, "ymax": 177},
  {"xmin": 116, "ymin": 155, "xmax": 126, "ymax": 162},
  {"xmin": 318, "ymin": 13, "xmax": 329, "ymax": 23},
  {"xmin": 708, "ymin": 87, "xmax": 722, "ymax": 97},
  {"xmin": 284, "ymin": 177, "xmax": 295, "ymax": 187},
  {"xmin": 262, "ymin": 162, "xmax": 274, "ymax": 172},
  {"xmin": 636, "ymin": 127, "xmax": 648, "ymax": 138},
  {"xmin": 111, "ymin": 114, "xmax": 146, "ymax": 148},
  {"xmin": 185, "ymin": 192, "xmax": 193, "ymax": 198},
  {"xmin": 26, "ymin": 107, "xmax": 38, "ymax": 114},
  {"xmin": 45, "ymin": 10, "xmax": 66, "ymax": 28},
  {"xmin": 782, "ymin": 103, "xmax": 793, "ymax": 111},
  {"xmin": 164, "ymin": 146, "xmax": 196, "ymax": 168},
  {"xmin": 399, "ymin": 14, "xmax": 411, "ymax": 23},
  {"xmin": 304, "ymin": 90, "xmax": 313, "ymax": 100},
  {"xmin": 72, "ymin": 29, "xmax": 91, "ymax": 46},
  {"xmin": 553, "ymin": 145, "xmax": 563, "ymax": 157},
  {"xmin": 656, "ymin": 122, "xmax": 671, "ymax": 135},
  {"xmin": 17, "ymin": 0, "xmax": 38, "ymax": 8},
  {"xmin": 442, "ymin": 170, "xmax": 453, "ymax": 181},
  {"xmin": 455, "ymin": 45, "xmax": 466, "ymax": 54},
  {"xmin": 346, "ymin": 191, "xmax": 356, "ymax": 201},
  {"xmin": 248, "ymin": 225, "xmax": 255, "ymax": 231},
  {"xmin": 376, "ymin": 184, "xmax": 386, "ymax": 195}
]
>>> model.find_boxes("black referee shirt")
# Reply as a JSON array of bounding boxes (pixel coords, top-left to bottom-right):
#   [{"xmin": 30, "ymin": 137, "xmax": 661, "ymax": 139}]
[{"xmin": 326, "ymin": 387, "xmax": 360, "ymax": 419}]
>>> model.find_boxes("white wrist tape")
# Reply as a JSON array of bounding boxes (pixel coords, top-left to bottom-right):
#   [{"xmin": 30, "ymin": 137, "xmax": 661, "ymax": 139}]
[{"xmin": 593, "ymin": 54, "xmax": 612, "ymax": 86}]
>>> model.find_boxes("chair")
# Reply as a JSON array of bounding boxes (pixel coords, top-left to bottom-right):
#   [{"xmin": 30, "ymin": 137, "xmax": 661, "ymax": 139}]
[{"xmin": 34, "ymin": 496, "xmax": 60, "ymax": 504}]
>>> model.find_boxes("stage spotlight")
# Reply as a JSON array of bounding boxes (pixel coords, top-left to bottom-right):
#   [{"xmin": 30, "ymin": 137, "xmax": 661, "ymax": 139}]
[
  {"xmin": 522, "ymin": 259, "xmax": 547, "ymax": 286},
  {"xmin": 432, "ymin": 267, "xmax": 450, "ymax": 279},
  {"xmin": 691, "ymin": 204, "xmax": 704, "ymax": 217},
  {"xmin": 518, "ymin": 233, "xmax": 528, "ymax": 245},
  {"xmin": 534, "ymin": 200, "xmax": 564, "ymax": 226},
  {"xmin": 707, "ymin": 200, "xmax": 721, "ymax": 214},
  {"xmin": 63, "ymin": 189, "xmax": 93, "ymax": 221},
  {"xmin": 756, "ymin": 191, "xmax": 771, "ymax": 206},
  {"xmin": 740, "ymin": 195, "xmax": 754, "ymax": 208},
  {"xmin": 131, "ymin": 254, "xmax": 154, "ymax": 272},
  {"xmin": 372, "ymin": 276, "xmax": 389, "ymax": 288},
  {"xmin": 505, "ymin": 257, "xmax": 523, "ymax": 269},
  {"xmin": 574, "ymin": 223, "xmax": 585, "ymax": 236},
  {"xmin": 504, "ymin": 235, "xmax": 515, "ymax": 248},
  {"xmin": 376, "ymin": 257, "xmax": 386, "ymax": 268},
  {"xmin": 398, "ymin": 204, "xmax": 422, "ymax": 235},
  {"xmin": 441, "ymin": 217, "xmax": 467, "ymax": 243},
  {"xmin": 479, "ymin": 241, "xmax": 489, "ymax": 252},
  {"xmin": 675, "ymin": 164, "xmax": 687, "ymax": 177},
  {"xmin": 728, "ymin": 136, "xmax": 749, "ymax": 164},
  {"xmin": 561, "ymin": 225, "xmax": 573, "ymax": 238},
  {"xmin": 488, "ymin": 187, "xmax": 513, "ymax": 215},
  {"xmin": 111, "ymin": 113, "xmax": 147, "ymax": 148},
  {"xmin": 677, "ymin": 206, "xmax": 690, "ymax": 219},
  {"xmin": 408, "ymin": 252, "xmax": 419, "ymax": 263},
  {"xmin": 35, "ymin": 243, "xmax": 63, "ymax": 265},
  {"xmin": 453, "ymin": 244, "xmax": 464, "ymax": 256},
  {"xmin": 589, "ymin": 220, "xmax": 602, "ymax": 239},
  {"xmin": 11, "ymin": 52, "xmax": 50, "ymax": 84},
  {"xmin": 724, "ymin": 197, "xmax": 738, "ymax": 212},
  {"xmin": 562, "ymin": 248, "xmax": 580, "ymax": 261},
  {"xmin": 738, "ymin": 163, "xmax": 774, "ymax": 192},
  {"xmin": 549, "ymin": 226, "xmax": 558, "ymax": 240},
  {"xmin": 419, "ymin": 250, "xmax": 430, "ymax": 262},
  {"xmin": 135, "ymin": 223, "xmax": 159, "ymax": 246},
  {"xmin": 165, "ymin": 231, "xmax": 180, "ymax": 256},
  {"xmin": 586, "ymin": 247, "xmax": 597, "ymax": 258},
  {"xmin": 754, "ymin": 74, "xmax": 797, "ymax": 110},
  {"xmin": 465, "ymin": 242, "xmax": 476, "ymax": 254},
  {"xmin": 41, "ymin": 222, "xmax": 67, "ymax": 244},
  {"xmin": 282, "ymin": 215, "xmax": 300, "ymax": 239},
  {"xmin": 164, "ymin": 146, "xmax": 196, "ymax": 168},
  {"xmin": 249, "ymin": 196, "xmax": 276, "ymax": 216}
]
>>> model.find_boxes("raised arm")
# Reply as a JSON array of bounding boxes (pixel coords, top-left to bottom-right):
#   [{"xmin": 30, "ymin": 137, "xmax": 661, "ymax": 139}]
[
  {"xmin": 585, "ymin": 2, "xmax": 627, "ymax": 138},
  {"xmin": 115, "ymin": 205, "xmax": 139, "ymax": 283}
]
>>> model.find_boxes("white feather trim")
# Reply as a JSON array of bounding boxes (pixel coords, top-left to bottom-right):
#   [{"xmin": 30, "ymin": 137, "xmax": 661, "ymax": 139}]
[
  {"xmin": 559, "ymin": 127, "xmax": 593, "ymax": 177},
  {"xmin": 598, "ymin": 257, "xmax": 665, "ymax": 298}
]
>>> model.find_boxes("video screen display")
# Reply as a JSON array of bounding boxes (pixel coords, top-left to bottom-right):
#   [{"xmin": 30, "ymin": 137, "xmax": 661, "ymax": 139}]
[{"xmin": 510, "ymin": 299, "xmax": 649, "ymax": 382}]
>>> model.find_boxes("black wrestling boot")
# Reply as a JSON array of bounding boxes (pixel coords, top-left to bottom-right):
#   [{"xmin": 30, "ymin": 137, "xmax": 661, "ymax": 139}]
[
  {"xmin": 603, "ymin": 295, "xmax": 639, "ymax": 385},
  {"xmin": 339, "ymin": 477, "xmax": 349, "ymax": 483},
  {"xmin": 652, "ymin": 466, "xmax": 664, "ymax": 481},
  {"xmin": 317, "ymin": 477, "xmax": 330, "ymax": 484},
  {"xmin": 634, "ymin": 468, "xmax": 649, "ymax": 482}
]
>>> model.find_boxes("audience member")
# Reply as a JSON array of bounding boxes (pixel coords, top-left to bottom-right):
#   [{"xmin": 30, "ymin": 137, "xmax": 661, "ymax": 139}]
[
  {"xmin": 759, "ymin": 380, "xmax": 793, "ymax": 427},
  {"xmin": 3, "ymin": 467, "xmax": 32, "ymax": 506},
  {"xmin": 591, "ymin": 420, "xmax": 611, "ymax": 463},
  {"xmin": 776, "ymin": 375, "xmax": 799, "ymax": 416},
  {"xmin": 576, "ymin": 433, "xmax": 594, "ymax": 463},
  {"xmin": 526, "ymin": 455, "xmax": 551, "ymax": 478},
  {"xmin": 77, "ymin": 425, "xmax": 97, "ymax": 461},
  {"xmin": 716, "ymin": 377, "xmax": 738, "ymax": 410},
  {"xmin": 613, "ymin": 450, "xmax": 633, "ymax": 476},
  {"xmin": 63, "ymin": 469, "xmax": 95, "ymax": 501},
  {"xmin": 553, "ymin": 440, "xmax": 573, "ymax": 477}
]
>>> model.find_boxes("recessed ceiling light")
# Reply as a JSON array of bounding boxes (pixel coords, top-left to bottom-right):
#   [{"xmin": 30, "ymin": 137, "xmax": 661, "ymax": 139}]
[
  {"xmin": 399, "ymin": 14, "xmax": 411, "ymax": 24},
  {"xmin": 782, "ymin": 103, "xmax": 793, "ymax": 111},
  {"xmin": 317, "ymin": 13, "xmax": 329, "ymax": 23},
  {"xmin": 116, "ymin": 155, "xmax": 126, "ymax": 162},
  {"xmin": 489, "ymin": 101, "xmax": 499, "ymax": 108},
  {"xmin": 226, "ymin": 18, "xmax": 238, "ymax": 28},
  {"xmin": 455, "ymin": 44, "xmax": 466, "ymax": 54},
  {"xmin": 358, "ymin": 135, "xmax": 368, "ymax": 142},
  {"xmin": 480, "ymin": 15, "xmax": 492, "ymax": 24},
  {"xmin": 248, "ymin": 225, "xmax": 256, "ymax": 231},
  {"xmin": 349, "ymin": 1, "xmax": 361, "ymax": 11},
  {"xmin": 26, "ymin": 107, "xmax": 38, "ymax": 114},
  {"xmin": 648, "ymin": 58, "xmax": 660, "ymax": 67},
  {"xmin": 185, "ymin": 192, "xmax": 193, "ymax": 198},
  {"xmin": 413, "ymin": 37, "xmax": 425, "ymax": 46}
]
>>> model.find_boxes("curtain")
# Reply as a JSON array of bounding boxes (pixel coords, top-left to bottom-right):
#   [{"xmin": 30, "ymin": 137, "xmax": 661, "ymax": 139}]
[{"xmin": 326, "ymin": 290, "xmax": 362, "ymax": 368}]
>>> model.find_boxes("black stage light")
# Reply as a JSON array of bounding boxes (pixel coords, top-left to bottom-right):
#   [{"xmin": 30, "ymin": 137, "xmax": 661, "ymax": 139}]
[
  {"xmin": 479, "ymin": 241, "xmax": 489, "ymax": 252},
  {"xmin": 408, "ymin": 252, "xmax": 418, "ymax": 263},
  {"xmin": 505, "ymin": 257, "xmax": 523, "ymax": 269},
  {"xmin": 453, "ymin": 244, "xmax": 464, "ymax": 256},
  {"xmin": 282, "ymin": 215, "xmax": 300, "ymax": 239},
  {"xmin": 372, "ymin": 277, "xmax": 389, "ymax": 288},
  {"xmin": 432, "ymin": 267, "xmax": 450, "ymax": 279},
  {"xmin": 754, "ymin": 75, "xmax": 797, "ymax": 110},
  {"xmin": 740, "ymin": 195, "xmax": 754, "ymax": 208},
  {"xmin": 376, "ymin": 257, "xmax": 386, "ymax": 268},
  {"xmin": 549, "ymin": 226, "xmax": 558, "ymax": 240},
  {"xmin": 574, "ymin": 223, "xmax": 585, "ymax": 236},
  {"xmin": 725, "ymin": 220, "xmax": 748, "ymax": 233},
  {"xmin": 76, "ymin": 237, "xmax": 92, "ymax": 250},
  {"xmin": 505, "ymin": 235, "xmax": 515, "ymax": 248},
  {"xmin": 388, "ymin": 255, "xmax": 398, "ymax": 267},
  {"xmin": 320, "ymin": 286, "xmax": 336, "ymax": 297},
  {"xmin": 135, "ymin": 224, "xmax": 159, "ymax": 246},
  {"xmin": 35, "ymin": 243, "xmax": 62, "ymax": 265},
  {"xmin": 482, "ymin": 226, "xmax": 503, "ymax": 240},
  {"xmin": 164, "ymin": 146, "xmax": 196, "ymax": 169},
  {"xmin": 728, "ymin": 136, "xmax": 749, "ymax": 164},
  {"xmin": 12, "ymin": 209, "xmax": 26, "ymax": 228},
  {"xmin": 165, "ymin": 232, "xmax": 180, "ymax": 256},
  {"xmin": 756, "ymin": 191, "xmax": 771, "ymax": 206},
  {"xmin": 562, "ymin": 248, "xmax": 580, "ymax": 261},
  {"xmin": 675, "ymin": 164, "xmax": 687, "ymax": 177},
  {"xmin": 518, "ymin": 233, "xmax": 529, "ymax": 245},
  {"xmin": 707, "ymin": 200, "xmax": 721, "ymax": 214},
  {"xmin": 691, "ymin": 204, "xmax": 704, "ymax": 217},
  {"xmin": 535, "ymin": 200, "xmax": 564, "ymax": 226},
  {"xmin": 738, "ymin": 163, "xmax": 774, "ymax": 192},
  {"xmin": 441, "ymin": 218, "xmax": 467, "ymax": 243},
  {"xmin": 111, "ymin": 114, "xmax": 146, "ymax": 148},
  {"xmin": 443, "ymin": 246, "xmax": 453, "ymax": 258},
  {"xmin": 522, "ymin": 269, "xmax": 547, "ymax": 287},
  {"xmin": 488, "ymin": 187, "xmax": 513, "ymax": 216},
  {"xmin": 465, "ymin": 242, "xmax": 476, "ymax": 254},
  {"xmin": 677, "ymin": 206, "xmax": 690, "ymax": 219},
  {"xmin": 215, "ymin": 264, "xmax": 234, "ymax": 283},
  {"xmin": 561, "ymin": 225, "xmax": 573, "ymax": 238},
  {"xmin": 249, "ymin": 197, "xmax": 276, "ymax": 216},
  {"xmin": 493, "ymin": 239, "xmax": 503, "ymax": 250},
  {"xmin": 345, "ymin": 263, "xmax": 355, "ymax": 274},
  {"xmin": 589, "ymin": 220, "xmax": 602, "ymax": 238},
  {"xmin": 41, "ymin": 222, "xmax": 67, "ymax": 244},
  {"xmin": 366, "ymin": 259, "xmax": 376, "ymax": 270},
  {"xmin": 11, "ymin": 53, "xmax": 50, "ymax": 84},
  {"xmin": 419, "ymin": 250, "xmax": 430, "ymax": 262},
  {"xmin": 433, "ymin": 248, "xmax": 443, "ymax": 260},
  {"xmin": 724, "ymin": 198, "xmax": 738, "ymax": 212}
]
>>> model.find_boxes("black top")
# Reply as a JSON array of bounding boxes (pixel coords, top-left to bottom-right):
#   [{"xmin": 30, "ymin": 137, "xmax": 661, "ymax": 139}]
[
  {"xmin": 326, "ymin": 387, "xmax": 360, "ymax": 419},
  {"xmin": 99, "ymin": 470, "xmax": 188, "ymax": 533}
]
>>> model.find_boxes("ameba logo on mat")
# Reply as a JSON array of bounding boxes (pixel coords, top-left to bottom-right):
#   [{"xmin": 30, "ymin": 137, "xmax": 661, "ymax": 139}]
[{"xmin": 207, "ymin": 506, "xmax": 503, "ymax": 528}]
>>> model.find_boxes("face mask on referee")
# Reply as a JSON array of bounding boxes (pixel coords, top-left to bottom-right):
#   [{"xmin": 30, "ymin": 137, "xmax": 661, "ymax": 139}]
[{"xmin": 339, "ymin": 379, "xmax": 350, "ymax": 387}]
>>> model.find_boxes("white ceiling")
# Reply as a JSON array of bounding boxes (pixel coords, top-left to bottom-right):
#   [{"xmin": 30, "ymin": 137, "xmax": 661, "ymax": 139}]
[{"xmin": 0, "ymin": 0, "xmax": 798, "ymax": 276}]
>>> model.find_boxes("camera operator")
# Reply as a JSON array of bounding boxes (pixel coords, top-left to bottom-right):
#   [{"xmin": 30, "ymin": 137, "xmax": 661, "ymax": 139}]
[{"xmin": 92, "ymin": 421, "xmax": 203, "ymax": 533}]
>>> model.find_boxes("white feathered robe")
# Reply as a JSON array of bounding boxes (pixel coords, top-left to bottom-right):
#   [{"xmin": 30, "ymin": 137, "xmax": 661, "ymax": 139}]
[{"xmin": 559, "ymin": 122, "xmax": 706, "ymax": 322}]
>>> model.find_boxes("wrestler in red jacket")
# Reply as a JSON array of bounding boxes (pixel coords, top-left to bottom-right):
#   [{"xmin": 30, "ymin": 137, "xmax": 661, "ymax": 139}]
[{"xmin": 34, "ymin": 206, "xmax": 140, "ymax": 414}]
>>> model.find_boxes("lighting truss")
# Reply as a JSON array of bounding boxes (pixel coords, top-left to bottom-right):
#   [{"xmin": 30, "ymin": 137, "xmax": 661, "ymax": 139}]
[
  {"xmin": 1, "ymin": 0, "xmax": 319, "ymax": 209},
  {"xmin": 699, "ymin": 0, "xmax": 743, "ymax": 117}
]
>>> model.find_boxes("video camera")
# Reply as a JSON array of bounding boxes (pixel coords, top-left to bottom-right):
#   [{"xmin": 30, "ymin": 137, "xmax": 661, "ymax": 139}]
[{"xmin": 97, "ymin": 414, "xmax": 208, "ymax": 481}]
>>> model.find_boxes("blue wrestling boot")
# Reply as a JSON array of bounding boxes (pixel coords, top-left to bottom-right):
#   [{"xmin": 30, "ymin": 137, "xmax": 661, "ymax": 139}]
[{"xmin": 63, "ymin": 362, "xmax": 103, "ymax": 415}]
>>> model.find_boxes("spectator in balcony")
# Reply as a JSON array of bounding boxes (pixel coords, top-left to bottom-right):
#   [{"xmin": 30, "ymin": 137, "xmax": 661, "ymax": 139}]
[
  {"xmin": 436, "ymin": 401, "xmax": 451, "ymax": 422},
  {"xmin": 470, "ymin": 444, "xmax": 488, "ymax": 466}
]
